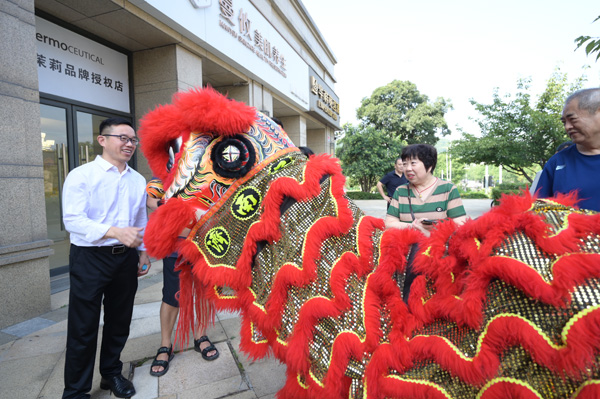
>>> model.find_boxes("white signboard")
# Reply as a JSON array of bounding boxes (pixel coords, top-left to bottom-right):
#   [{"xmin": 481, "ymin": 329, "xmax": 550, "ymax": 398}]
[
  {"xmin": 132, "ymin": 0, "xmax": 309, "ymax": 110},
  {"xmin": 35, "ymin": 17, "xmax": 130, "ymax": 113}
]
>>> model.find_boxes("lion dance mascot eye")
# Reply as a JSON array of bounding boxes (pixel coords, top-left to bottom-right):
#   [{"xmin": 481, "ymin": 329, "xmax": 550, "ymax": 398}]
[{"xmin": 139, "ymin": 87, "xmax": 600, "ymax": 399}]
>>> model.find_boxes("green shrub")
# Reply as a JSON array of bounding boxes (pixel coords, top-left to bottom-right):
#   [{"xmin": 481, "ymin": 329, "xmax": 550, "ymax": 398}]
[
  {"xmin": 460, "ymin": 191, "xmax": 490, "ymax": 199},
  {"xmin": 491, "ymin": 183, "xmax": 528, "ymax": 205},
  {"xmin": 346, "ymin": 191, "xmax": 382, "ymax": 200}
]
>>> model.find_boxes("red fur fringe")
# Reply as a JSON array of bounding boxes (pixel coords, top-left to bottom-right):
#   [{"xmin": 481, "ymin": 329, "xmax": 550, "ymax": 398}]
[
  {"xmin": 139, "ymin": 87, "xmax": 257, "ymax": 186},
  {"xmin": 143, "ymin": 197, "xmax": 197, "ymax": 259}
]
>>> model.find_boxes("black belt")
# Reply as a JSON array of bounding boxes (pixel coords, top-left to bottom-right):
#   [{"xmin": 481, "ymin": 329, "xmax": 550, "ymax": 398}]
[{"xmin": 94, "ymin": 244, "xmax": 130, "ymax": 255}]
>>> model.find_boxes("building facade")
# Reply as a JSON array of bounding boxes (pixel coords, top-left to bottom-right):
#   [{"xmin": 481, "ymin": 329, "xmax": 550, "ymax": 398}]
[{"xmin": 0, "ymin": 0, "xmax": 339, "ymax": 328}]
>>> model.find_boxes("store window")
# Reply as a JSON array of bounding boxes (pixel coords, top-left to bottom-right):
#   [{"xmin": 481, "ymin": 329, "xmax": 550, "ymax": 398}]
[{"xmin": 41, "ymin": 99, "xmax": 133, "ymax": 276}]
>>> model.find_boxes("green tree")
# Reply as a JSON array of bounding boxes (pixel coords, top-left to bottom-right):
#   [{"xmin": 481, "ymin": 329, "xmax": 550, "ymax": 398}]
[
  {"xmin": 575, "ymin": 16, "xmax": 600, "ymax": 61},
  {"xmin": 337, "ymin": 123, "xmax": 404, "ymax": 192},
  {"xmin": 356, "ymin": 80, "xmax": 452, "ymax": 145},
  {"xmin": 451, "ymin": 70, "xmax": 585, "ymax": 183}
]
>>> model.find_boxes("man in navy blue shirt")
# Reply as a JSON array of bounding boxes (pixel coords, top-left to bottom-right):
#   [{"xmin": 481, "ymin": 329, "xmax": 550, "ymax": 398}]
[
  {"xmin": 377, "ymin": 157, "xmax": 408, "ymax": 208},
  {"xmin": 537, "ymin": 88, "xmax": 600, "ymax": 212}
]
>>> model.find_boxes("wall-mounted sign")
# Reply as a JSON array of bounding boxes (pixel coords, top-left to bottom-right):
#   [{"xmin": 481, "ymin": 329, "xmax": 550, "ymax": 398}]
[
  {"xmin": 132, "ymin": 0, "xmax": 309, "ymax": 110},
  {"xmin": 35, "ymin": 17, "xmax": 130, "ymax": 113},
  {"xmin": 308, "ymin": 68, "xmax": 340, "ymax": 128}
]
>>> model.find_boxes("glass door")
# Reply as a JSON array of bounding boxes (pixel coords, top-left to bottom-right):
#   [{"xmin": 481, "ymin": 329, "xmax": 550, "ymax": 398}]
[
  {"xmin": 76, "ymin": 110, "xmax": 108, "ymax": 165},
  {"xmin": 41, "ymin": 102, "xmax": 134, "ymax": 277},
  {"xmin": 41, "ymin": 103, "xmax": 71, "ymax": 272}
]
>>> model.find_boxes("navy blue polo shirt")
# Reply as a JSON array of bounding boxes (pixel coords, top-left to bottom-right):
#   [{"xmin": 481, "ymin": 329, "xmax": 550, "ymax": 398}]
[{"xmin": 380, "ymin": 171, "xmax": 408, "ymax": 197}]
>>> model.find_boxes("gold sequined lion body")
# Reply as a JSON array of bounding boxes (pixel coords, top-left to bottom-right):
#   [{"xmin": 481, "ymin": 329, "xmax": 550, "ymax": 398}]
[{"xmin": 140, "ymin": 88, "xmax": 600, "ymax": 399}]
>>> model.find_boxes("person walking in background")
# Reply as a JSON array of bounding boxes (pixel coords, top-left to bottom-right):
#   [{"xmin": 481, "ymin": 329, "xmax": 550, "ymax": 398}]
[
  {"xmin": 377, "ymin": 157, "xmax": 408, "ymax": 208},
  {"xmin": 537, "ymin": 88, "xmax": 600, "ymax": 211},
  {"xmin": 62, "ymin": 118, "xmax": 150, "ymax": 399},
  {"xmin": 146, "ymin": 178, "xmax": 219, "ymax": 378}
]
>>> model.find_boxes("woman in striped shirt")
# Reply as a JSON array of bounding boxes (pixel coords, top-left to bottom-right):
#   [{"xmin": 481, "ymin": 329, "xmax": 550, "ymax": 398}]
[{"xmin": 385, "ymin": 144, "xmax": 468, "ymax": 236}]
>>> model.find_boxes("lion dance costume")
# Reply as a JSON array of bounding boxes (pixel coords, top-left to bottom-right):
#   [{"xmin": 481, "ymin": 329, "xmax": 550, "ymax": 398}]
[{"xmin": 140, "ymin": 87, "xmax": 600, "ymax": 399}]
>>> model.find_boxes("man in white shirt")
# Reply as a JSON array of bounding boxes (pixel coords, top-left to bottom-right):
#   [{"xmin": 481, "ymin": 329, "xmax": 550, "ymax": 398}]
[{"xmin": 61, "ymin": 118, "xmax": 150, "ymax": 399}]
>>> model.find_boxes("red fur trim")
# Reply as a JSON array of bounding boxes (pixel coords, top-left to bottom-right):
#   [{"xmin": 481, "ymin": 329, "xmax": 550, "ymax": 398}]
[
  {"xmin": 144, "ymin": 197, "xmax": 198, "ymax": 259},
  {"xmin": 139, "ymin": 87, "xmax": 257, "ymax": 185},
  {"xmin": 379, "ymin": 376, "xmax": 450, "ymax": 399},
  {"xmin": 576, "ymin": 382, "xmax": 600, "ymax": 399},
  {"xmin": 466, "ymin": 379, "xmax": 542, "ymax": 399},
  {"xmin": 175, "ymin": 260, "xmax": 194, "ymax": 346},
  {"xmin": 172, "ymin": 87, "xmax": 256, "ymax": 137},
  {"xmin": 139, "ymin": 102, "xmax": 186, "ymax": 183}
]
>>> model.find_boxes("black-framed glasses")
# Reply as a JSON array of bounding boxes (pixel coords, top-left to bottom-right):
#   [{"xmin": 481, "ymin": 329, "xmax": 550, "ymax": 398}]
[{"xmin": 102, "ymin": 134, "xmax": 139, "ymax": 145}]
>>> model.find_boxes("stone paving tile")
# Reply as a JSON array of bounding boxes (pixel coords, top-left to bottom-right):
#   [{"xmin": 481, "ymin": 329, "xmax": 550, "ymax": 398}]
[
  {"xmin": 213, "ymin": 390, "xmax": 258, "ymax": 399},
  {"xmin": 131, "ymin": 301, "xmax": 163, "ymax": 321},
  {"xmin": 1, "ymin": 317, "xmax": 56, "ymax": 337},
  {"xmin": 0, "ymin": 340, "xmax": 13, "ymax": 358},
  {"xmin": 50, "ymin": 289, "xmax": 70, "ymax": 310},
  {"xmin": 122, "ymin": 333, "xmax": 162, "ymax": 364},
  {"xmin": 1, "ymin": 330, "xmax": 66, "ymax": 361},
  {"xmin": 224, "ymin": 330, "xmax": 286, "ymax": 398},
  {"xmin": 135, "ymin": 283, "xmax": 164, "ymax": 305},
  {"xmin": 128, "ymin": 362, "xmax": 159, "ymax": 398},
  {"xmin": 128, "ymin": 314, "xmax": 162, "ymax": 340},
  {"xmin": 37, "ymin": 348, "xmax": 65, "ymax": 399},
  {"xmin": 244, "ymin": 357, "xmax": 286, "ymax": 398},
  {"xmin": 220, "ymin": 316, "xmax": 242, "ymax": 341},
  {"xmin": 137, "ymin": 273, "xmax": 164, "ymax": 291},
  {"xmin": 0, "ymin": 331, "xmax": 15, "ymax": 346},
  {"xmin": 89, "ymin": 386, "xmax": 112, "ymax": 399},
  {"xmin": 40, "ymin": 305, "xmax": 69, "ymax": 322},
  {"xmin": 0, "ymin": 352, "xmax": 61, "ymax": 399},
  {"xmin": 34, "ymin": 318, "xmax": 68, "ymax": 337},
  {"xmin": 176, "ymin": 375, "xmax": 250, "ymax": 399},
  {"xmin": 157, "ymin": 342, "xmax": 239, "ymax": 395},
  {"xmin": 217, "ymin": 308, "xmax": 241, "ymax": 321}
]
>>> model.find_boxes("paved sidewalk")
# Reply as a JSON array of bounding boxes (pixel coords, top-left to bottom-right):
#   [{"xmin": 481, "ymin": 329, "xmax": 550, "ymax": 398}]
[
  {"xmin": 0, "ymin": 199, "xmax": 490, "ymax": 399},
  {"xmin": 0, "ymin": 258, "xmax": 285, "ymax": 399}
]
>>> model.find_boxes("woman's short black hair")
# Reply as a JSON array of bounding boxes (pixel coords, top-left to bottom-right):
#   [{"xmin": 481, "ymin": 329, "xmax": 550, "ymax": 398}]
[{"xmin": 401, "ymin": 144, "xmax": 437, "ymax": 173}]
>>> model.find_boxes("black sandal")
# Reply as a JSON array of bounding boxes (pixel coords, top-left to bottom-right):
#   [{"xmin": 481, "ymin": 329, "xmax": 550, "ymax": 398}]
[
  {"xmin": 149, "ymin": 346, "xmax": 174, "ymax": 377},
  {"xmin": 194, "ymin": 336, "xmax": 219, "ymax": 361}
]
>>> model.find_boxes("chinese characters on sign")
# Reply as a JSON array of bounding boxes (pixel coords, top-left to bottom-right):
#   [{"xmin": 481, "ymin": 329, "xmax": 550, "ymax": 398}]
[
  {"xmin": 218, "ymin": 0, "xmax": 287, "ymax": 78},
  {"xmin": 311, "ymin": 76, "xmax": 339, "ymax": 121},
  {"xmin": 36, "ymin": 16, "xmax": 130, "ymax": 112},
  {"xmin": 36, "ymin": 52, "xmax": 124, "ymax": 92}
]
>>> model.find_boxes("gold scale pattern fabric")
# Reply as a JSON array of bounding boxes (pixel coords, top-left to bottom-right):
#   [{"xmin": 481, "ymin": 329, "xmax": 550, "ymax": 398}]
[{"xmin": 185, "ymin": 151, "xmax": 600, "ymax": 398}]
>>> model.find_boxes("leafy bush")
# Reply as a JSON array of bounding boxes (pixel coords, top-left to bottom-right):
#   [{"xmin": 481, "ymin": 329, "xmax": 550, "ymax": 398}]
[
  {"xmin": 491, "ymin": 183, "xmax": 527, "ymax": 205},
  {"xmin": 346, "ymin": 191, "xmax": 382, "ymax": 200},
  {"xmin": 460, "ymin": 191, "xmax": 490, "ymax": 199}
]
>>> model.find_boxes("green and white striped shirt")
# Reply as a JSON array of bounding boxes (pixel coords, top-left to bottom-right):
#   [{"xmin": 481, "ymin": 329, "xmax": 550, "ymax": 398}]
[{"xmin": 387, "ymin": 180, "xmax": 466, "ymax": 223}]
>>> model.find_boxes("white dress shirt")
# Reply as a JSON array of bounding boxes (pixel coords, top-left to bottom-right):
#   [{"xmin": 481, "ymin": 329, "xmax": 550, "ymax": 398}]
[{"xmin": 62, "ymin": 155, "xmax": 148, "ymax": 250}]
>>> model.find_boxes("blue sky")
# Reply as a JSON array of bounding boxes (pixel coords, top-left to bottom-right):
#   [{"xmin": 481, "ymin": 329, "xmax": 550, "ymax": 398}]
[{"xmin": 301, "ymin": 0, "xmax": 600, "ymax": 138}]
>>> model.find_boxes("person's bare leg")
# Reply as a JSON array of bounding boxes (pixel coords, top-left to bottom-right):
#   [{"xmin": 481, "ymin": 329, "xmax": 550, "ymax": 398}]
[{"xmin": 151, "ymin": 301, "xmax": 179, "ymax": 373}]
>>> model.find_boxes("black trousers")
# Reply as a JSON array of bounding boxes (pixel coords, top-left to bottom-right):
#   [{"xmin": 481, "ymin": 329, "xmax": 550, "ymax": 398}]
[{"xmin": 62, "ymin": 245, "xmax": 139, "ymax": 399}]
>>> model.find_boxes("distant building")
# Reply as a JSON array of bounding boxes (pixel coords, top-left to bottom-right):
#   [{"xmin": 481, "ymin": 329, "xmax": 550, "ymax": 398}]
[{"xmin": 0, "ymin": 0, "xmax": 340, "ymax": 328}]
